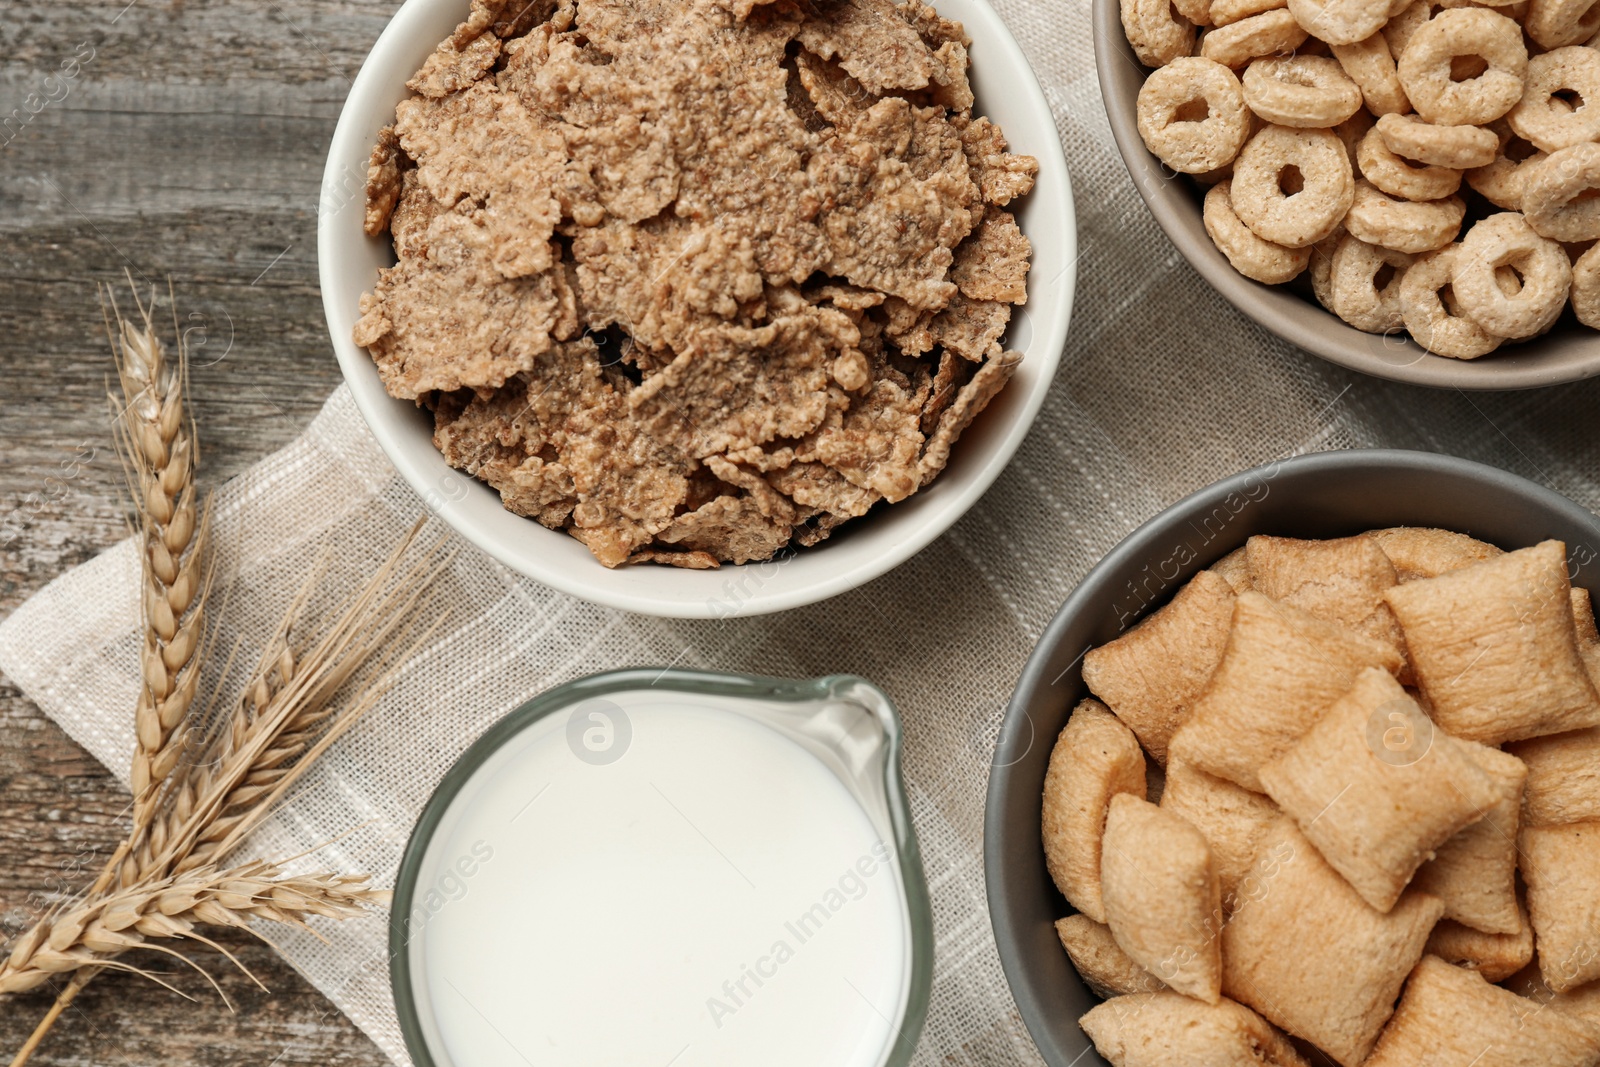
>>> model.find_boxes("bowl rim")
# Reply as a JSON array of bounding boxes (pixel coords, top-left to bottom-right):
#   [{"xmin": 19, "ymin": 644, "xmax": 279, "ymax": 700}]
[
  {"xmin": 1090, "ymin": 0, "xmax": 1600, "ymax": 392},
  {"xmin": 982, "ymin": 447, "xmax": 1600, "ymax": 1066},
  {"xmin": 317, "ymin": 0, "xmax": 1077, "ymax": 618}
]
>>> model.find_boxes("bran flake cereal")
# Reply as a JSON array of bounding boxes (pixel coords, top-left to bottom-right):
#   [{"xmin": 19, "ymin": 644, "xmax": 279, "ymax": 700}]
[{"xmin": 357, "ymin": 0, "xmax": 1035, "ymax": 567}]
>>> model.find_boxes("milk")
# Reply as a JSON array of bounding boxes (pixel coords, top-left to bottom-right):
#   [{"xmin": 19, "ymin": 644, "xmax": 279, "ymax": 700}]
[{"xmin": 402, "ymin": 689, "xmax": 914, "ymax": 1067}]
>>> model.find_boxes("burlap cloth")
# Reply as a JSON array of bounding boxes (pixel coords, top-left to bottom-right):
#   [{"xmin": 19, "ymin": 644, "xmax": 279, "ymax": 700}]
[{"xmin": 4, "ymin": 0, "xmax": 1600, "ymax": 1063}]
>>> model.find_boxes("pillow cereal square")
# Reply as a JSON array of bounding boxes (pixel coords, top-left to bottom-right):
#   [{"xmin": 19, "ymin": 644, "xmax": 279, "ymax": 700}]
[
  {"xmin": 1159, "ymin": 758, "xmax": 1283, "ymax": 913},
  {"xmin": 1367, "ymin": 526, "xmax": 1502, "ymax": 582},
  {"xmin": 1245, "ymin": 532, "xmax": 1405, "ymax": 663},
  {"xmin": 1041, "ymin": 699, "xmax": 1147, "ymax": 924},
  {"xmin": 1219, "ymin": 821, "xmax": 1443, "ymax": 1067},
  {"xmin": 1082, "ymin": 569, "xmax": 1237, "ymax": 764},
  {"xmin": 1409, "ymin": 742, "xmax": 1528, "ymax": 935},
  {"xmin": 1520, "ymin": 820, "xmax": 1600, "ymax": 994},
  {"xmin": 1575, "ymin": 586, "xmax": 1600, "ymax": 686},
  {"xmin": 1363, "ymin": 955, "xmax": 1599, "ymax": 1067},
  {"xmin": 1080, "ymin": 992, "xmax": 1310, "ymax": 1067},
  {"xmin": 1053, "ymin": 915, "xmax": 1164, "ymax": 999},
  {"xmin": 1502, "ymin": 963, "xmax": 1600, "ymax": 1042},
  {"xmin": 1258, "ymin": 668, "xmax": 1502, "ymax": 912},
  {"xmin": 1508, "ymin": 726, "xmax": 1600, "ymax": 827},
  {"xmin": 1207, "ymin": 545, "xmax": 1254, "ymax": 592},
  {"xmin": 1424, "ymin": 907, "xmax": 1535, "ymax": 983},
  {"xmin": 1100, "ymin": 794, "xmax": 1223, "ymax": 1003},
  {"xmin": 1384, "ymin": 540, "xmax": 1600, "ymax": 745},
  {"xmin": 1167, "ymin": 591, "xmax": 1402, "ymax": 792}
]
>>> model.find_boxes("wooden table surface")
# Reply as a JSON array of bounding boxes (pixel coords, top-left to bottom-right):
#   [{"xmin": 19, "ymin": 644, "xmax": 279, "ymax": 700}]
[{"xmin": 2, "ymin": 1, "xmax": 399, "ymax": 1062}]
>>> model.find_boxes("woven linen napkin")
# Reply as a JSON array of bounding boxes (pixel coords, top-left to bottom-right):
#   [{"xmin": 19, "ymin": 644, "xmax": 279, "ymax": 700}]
[{"xmin": 5, "ymin": 0, "xmax": 1600, "ymax": 1063}]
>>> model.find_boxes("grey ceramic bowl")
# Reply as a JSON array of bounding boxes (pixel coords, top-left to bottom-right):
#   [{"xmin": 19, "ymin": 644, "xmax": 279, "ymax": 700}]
[
  {"xmin": 1092, "ymin": 5, "xmax": 1600, "ymax": 390},
  {"xmin": 983, "ymin": 448, "xmax": 1600, "ymax": 1066}
]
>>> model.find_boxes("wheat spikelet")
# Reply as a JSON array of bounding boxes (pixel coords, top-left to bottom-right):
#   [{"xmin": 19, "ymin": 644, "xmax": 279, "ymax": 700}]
[
  {"xmin": 0, "ymin": 859, "xmax": 387, "ymax": 997},
  {"xmin": 107, "ymin": 289, "xmax": 212, "ymax": 848}
]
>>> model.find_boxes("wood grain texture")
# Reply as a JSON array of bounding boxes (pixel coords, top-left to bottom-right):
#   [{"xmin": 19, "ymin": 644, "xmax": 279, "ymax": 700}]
[{"xmin": 1, "ymin": 1, "xmax": 394, "ymax": 1063}]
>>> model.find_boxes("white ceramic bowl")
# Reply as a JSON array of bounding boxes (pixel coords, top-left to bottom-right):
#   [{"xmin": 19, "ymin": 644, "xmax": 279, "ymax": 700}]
[{"xmin": 319, "ymin": 0, "xmax": 1075, "ymax": 618}]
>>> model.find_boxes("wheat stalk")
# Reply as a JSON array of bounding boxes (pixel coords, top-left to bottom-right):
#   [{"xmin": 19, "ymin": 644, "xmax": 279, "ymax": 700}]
[
  {"xmin": 2, "ymin": 287, "xmax": 450, "ymax": 1067},
  {"xmin": 138, "ymin": 528, "xmax": 445, "ymax": 882},
  {"xmin": 107, "ymin": 291, "xmax": 212, "ymax": 845},
  {"xmin": 0, "ymin": 858, "xmax": 388, "ymax": 997}
]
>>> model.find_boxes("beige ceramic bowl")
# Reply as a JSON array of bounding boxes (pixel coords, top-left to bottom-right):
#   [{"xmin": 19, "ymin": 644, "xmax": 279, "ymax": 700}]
[{"xmin": 1093, "ymin": 0, "xmax": 1600, "ymax": 390}]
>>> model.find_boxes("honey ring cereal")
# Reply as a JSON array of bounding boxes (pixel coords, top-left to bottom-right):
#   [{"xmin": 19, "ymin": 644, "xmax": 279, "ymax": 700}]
[
  {"xmin": 1382, "ymin": 0, "xmax": 1435, "ymax": 60},
  {"xmin": 1330, "ymin": 34, "xmax": 1411, "ymax": 116},
  {"xmin": 1287, "ymin": 0, "xmax": 1392, "ymax": 45},
  {"xmin": 1309, "ymin": 224, "xmax": 1347, "ymax": 308},
  {"xmin": 1123, "ymin": 0, "xmax": 1197, "ymax": 67},
  {"xmin": 1467, "ymin": 120, "xmax": 1549, "ymax": 209},
  {"xmin": 1399, "ymin": 245, "xmax": 1504, "ymax": 357},
  {"xmin": 1397, "ymin": 9, "xmax": 1529, "ymax": 126},
  {"xmin": 1174, "ymin": 0, "xmax": 1217, "ymax": 28},
  {"xmin": 1199, "ymin": 9, "xmax": 1309, "ymax": 67},
  {"xmin": 1210, "ymin": 0, "xmax": 1287, "ymax": 25},
  {"xmin": 1571, "ymin": 240, "xmax": 1600, "ymax": 327},
  {"xmin": 1451, "ymin": 211, "xmax": 1573, "ymax": 337},
  {"xmin": 1231, "ymin": 125, "xmax": 1356, "ymax": 246},
  {"xmin": 1523, "ymin": 141, "xmax": 1600, "ymax": 241},
  {"xmin": 1335, "ymin": 108, "xmax": 1376, "ymax": 170},
  {"xmin": 1527, "ymin": 0, "xmax": 1600, "ymax": 48},
  {"xmin": 1375, "ymin": 113, "xmax": 1499, "ymax": 169},
  {"xmin": 1358, "ymin": 126, "xmax": 1465, "ymax": 200},
  {"xmin": 1203, "ymin": 180, "xmax": 1315, "ymax": 282},
  {"xmin": 1508, "ymin": 46, "xmax": 1600, "ymax": 152},
  {"xmin": 1346, "ymin": 179, "xmax": 1467, "ymax": 252},
  {"xmin": 1242, "ymin": 56, "xmax": 1365, "ymax": 127},
  {"xmin": 1329, "ymin": 232, "xmax": 1413, "ymax": 330},
  {"xmin": 1137, "ymin": 58, "xmax": 1252, "ymax": 172}
]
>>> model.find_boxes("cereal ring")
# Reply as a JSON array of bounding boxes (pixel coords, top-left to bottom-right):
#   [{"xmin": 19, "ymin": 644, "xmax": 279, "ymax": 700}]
[
  {"xmin": 1527, "ymin": 0, "xmax": 1600, "ymax": 48},
  {"xmin": 1330, "ymin": 34, "xmax": 1411, "ymax": 115},
  {"xmin": 1329, "ymin": 233, "xmax": 1413, "ymax": 330},
  {"xmin": 1123, "ymin": 0, "xmax": 1197, "ymax": 67},
  {"xmin": 1382, "ymin": 0, "xmax": 1436, "ymax": 60},
  {"xmin": 1451, "ymin": 211, "xmax": 1573, "ymax": 336},
  {"xmin": 1231, "ymin": 125, "xmax": 1356, "ymax": 245},
  {"xmin": 1203, "ymin": 180, "xmax": 1315, "ymax": 281},
  {"xmin": 1396, "ymin": 9, "xmax": 1529, "ymax": 126},
  {"xmin": 1523, "ymin": 141, "xmax": 1600, "ymax": 240},
  {"xmin": 1345, "ymin": 179, "xmax": 1467, "ymax": 251},
  {"xmin": 1399, "ymin": 245, "xmax": 1504, "ymax": 356},
  {"xmin": 1138, "ymin": 58, "xmax": 1252, "ymax": 172},
  {"xmin": 1175, "ymin": 0, "xmax": 1217, "ymax": 27},
  {"xmin": 1286, "ymin": 0, "xmax": 1391, "ymax": 45},
  {"xmin": 1242, "ymin": 56, "xmax": 1365, "ymax": 126},
  {"xmin": 1335, "ymin": 108, "xmax": 1376, "ymax": 171},
  {"xmin": 1467, "ymin": 119, "xmax": 1548, "ymax": 208},
  {"xmin": 1570, "ymin": 239, "xmax": 1600, "ymax": 326},
  {"xmin": 1309, "ymin": 224, "xmax": 1347, "ymax": 308},
  {"xmin": 1194, "ymin": 160, "xmax": 1238, "ymax": 183},
  {"xmin": 1508, "ymin": 46, "xmax": 1600, "ymax": 151},
  {"xmin": 1211, "ymin": 0, "xmax": 1286, "ymax": 25},
  {"xmin": 1200, "ymin": 9, "xmax": 1309, "ymax": 67},
  {"xmin": 1375, "ymin": 113, "xmax": 1499, "ymax": 168},
  {"xmin": 1358, "ymin": 126, "xmax": 1465, "ymax": 199}
]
